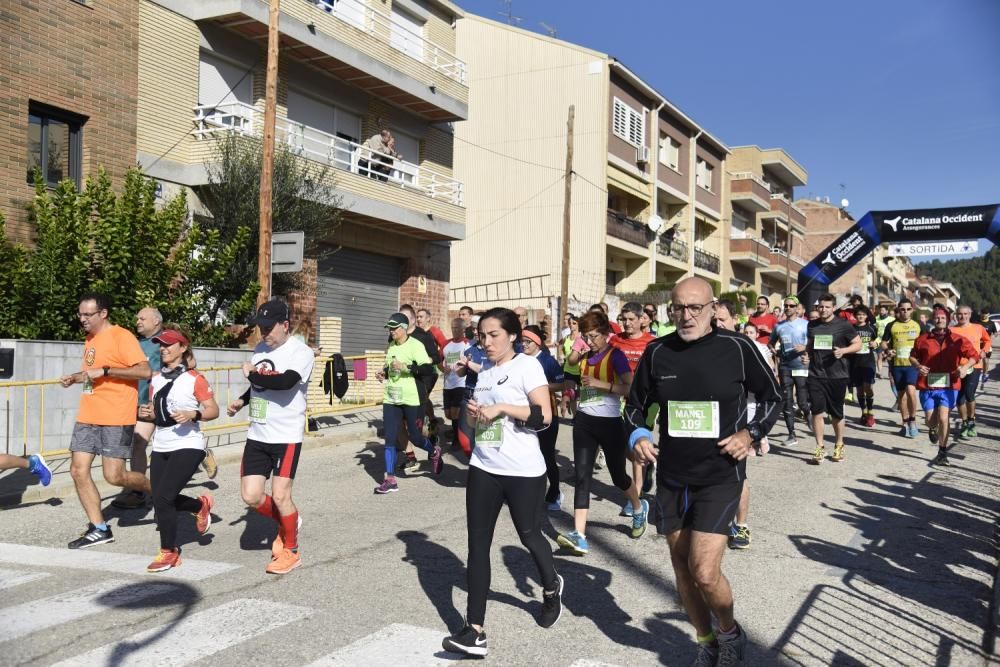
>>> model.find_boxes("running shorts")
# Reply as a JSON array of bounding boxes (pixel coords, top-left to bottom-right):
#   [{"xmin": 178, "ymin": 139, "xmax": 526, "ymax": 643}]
[
  {"xmin": 891, "ymin": 366, "xmax": 919, "ymax": 391},
  {"xmin": 850, "ymin": 366, "xmax": 876, "ymax": 387},
  {"xmin": 241, "ymin": 439, "xmax": 302, "ymax": 479},
  {"xmin": 807, "ymin": 378, "xmax": 848, "ymax": 421},
  {"xmin": 958, "ymin": 369, "xmax": 980, "ymax": 405},
  {"xmin": 654, "ymin": 477, "xmax": 743, "ymax": 536},
  {"xmin": 564, "ymin": 372, "xmax": 581, "ymax": 385},
  {"xmin": 921, "ymin": 389, "xmax": 958, "ymax": 411},
  {"xmin": 69, "ymin": 423, "xmax": 134, "ymax": 459},
  {"xmin": 443, "ymin": 387, "xmax": 465, "ymax": 410}
]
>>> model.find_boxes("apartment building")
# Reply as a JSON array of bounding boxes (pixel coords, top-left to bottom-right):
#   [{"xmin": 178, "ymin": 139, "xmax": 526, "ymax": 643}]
[
  {"xmin": 0, "ymin": 1, "xmax": 139, "ymax": 242},
  {"xmin": 138, "ymin": 0, "xmax": 468, "ymax": 354},
  {"xmin": 449, "ymin": 16, "xmax": 728, "ymax": 318},
  {"xmin": 724, "ymin": 146, "xmax": 808, "ymax": 300}
]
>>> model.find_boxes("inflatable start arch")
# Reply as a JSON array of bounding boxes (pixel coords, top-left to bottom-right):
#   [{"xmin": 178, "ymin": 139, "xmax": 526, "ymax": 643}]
[{"xmin": 797, "ymin": 204, "xmax": 1000, "ymax": 307}]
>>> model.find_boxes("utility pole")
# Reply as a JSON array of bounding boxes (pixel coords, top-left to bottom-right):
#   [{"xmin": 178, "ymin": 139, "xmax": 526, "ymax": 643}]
[
  {"xmin": 257, "ymin": 0, "xmax": 280, "ymax": 306},
  {"xmin": 560, "ymin": 105, "xmax": 574, "ymax": 323}
]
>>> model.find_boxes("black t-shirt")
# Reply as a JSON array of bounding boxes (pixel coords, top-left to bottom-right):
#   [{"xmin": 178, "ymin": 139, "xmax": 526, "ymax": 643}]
[
  {"xmin": 807, "ymin": 318, "xmax": 858, "ymax": 380},
  {"xmin": 850, "ymin": 323, "xmax": 878, "ymax": 370},
  {"xmin": 409, "ymin": 327, "xmax": 442, "ymax": 365}
]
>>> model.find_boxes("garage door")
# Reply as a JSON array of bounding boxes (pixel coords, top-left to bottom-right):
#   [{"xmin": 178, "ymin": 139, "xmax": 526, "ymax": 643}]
[{"xmin": 317, "ymin": 249, "xmax": 401, "ymax": 356}]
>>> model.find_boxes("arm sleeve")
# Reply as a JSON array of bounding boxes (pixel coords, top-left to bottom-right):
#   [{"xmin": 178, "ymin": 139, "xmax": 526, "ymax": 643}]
[
  {"xmin": 247, "ymin": 369, "xmax": 302, "ymax": 390},
  {"xmin": 623, "ymin": 346, "xmax": 659, "ymax": 448},
  {"xmin": 742, "ymin": 339, "xmax": 783, "ymax": 437},
  {"xmin": 881, "ymin": 323, "xmax": 893, "ymax": 345},
  {"xmin": 240, "ymin": 387, "xmax": 251, "ymax": 403}
]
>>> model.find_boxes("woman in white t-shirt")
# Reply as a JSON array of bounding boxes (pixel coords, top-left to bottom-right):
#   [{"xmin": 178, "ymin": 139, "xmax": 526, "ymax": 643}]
[
  {"xmin": 137, "ymin": 329, "xmax": 219, "ymax": 573},
  {"xmin": 442, "ymin": 308, "xmax": 563, "ymax": 659}
]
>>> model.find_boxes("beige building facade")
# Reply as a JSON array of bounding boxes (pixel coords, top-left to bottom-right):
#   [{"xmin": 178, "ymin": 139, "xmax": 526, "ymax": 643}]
[
  {"xmin": 138, "ymin": 0, "xmax": 468, "ymax": 353},
  {"xmin": 450, "ymin": 16, "xmax": 729, "ymax": 318}
]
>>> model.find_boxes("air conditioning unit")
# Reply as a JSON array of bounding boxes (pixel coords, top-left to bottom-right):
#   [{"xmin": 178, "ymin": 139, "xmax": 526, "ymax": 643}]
[{"xmin": 636, "ymin": 145, "xmax": 650, "ymax": 163}]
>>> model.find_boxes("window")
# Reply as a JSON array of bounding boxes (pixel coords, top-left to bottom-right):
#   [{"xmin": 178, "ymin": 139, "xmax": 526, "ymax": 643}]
[
  {"xmin": 612, "ymin": 98, "xmax": 644, "ymax": 147},
  {"xmin": 27, "ymin": 103, "xmax": 84, "ymax": 187},
  {"xmin": 659, "ymin": 135, "xmax": 680, "ymax": 170},
  {"xmin": 696, "ymin": 158, "xmax": 713, "ymax": 191},
  {"xmin": 390, "ymin": 5, "xmax": 424, "ymax": 61}
]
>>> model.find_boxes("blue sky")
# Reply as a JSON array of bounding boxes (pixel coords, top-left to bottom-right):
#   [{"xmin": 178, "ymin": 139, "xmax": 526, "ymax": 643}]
[{"xmin": 455, "ymin": 0, "xmax": 1000, "ymax": 261}]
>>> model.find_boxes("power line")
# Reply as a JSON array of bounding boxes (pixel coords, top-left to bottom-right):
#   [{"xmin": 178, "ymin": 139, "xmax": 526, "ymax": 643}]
[
  {"xmin": 461, "ymin": 172, "xmax": 566, "ymax": 242},
  {"xmin": 451, "ymin": 133, "xmax": 565, "ymax": 172}
]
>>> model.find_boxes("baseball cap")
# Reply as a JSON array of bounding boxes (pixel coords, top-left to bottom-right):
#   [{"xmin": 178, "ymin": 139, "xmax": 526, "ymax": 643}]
[
  {"xmin": 151, "ymin": 329, "xmax": 189, "ymax": 347},
  {"xmin": 249, "ymin": 299, "xmax": 290, "ymax": 328},
  {"xmin": 384, "ymin": 312, "xmax": 409, "ymax": 329}
]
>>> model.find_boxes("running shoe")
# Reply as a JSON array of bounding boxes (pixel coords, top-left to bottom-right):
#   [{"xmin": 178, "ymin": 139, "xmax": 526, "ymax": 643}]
[
  {"xmin": 908, "ymin": 421, "xmax": 919, "ymax": 438},
  {"xmin": 785, "ymin": 436, "xmax": 799, "ymax": 448},
  {"xmin": 556, "ymin": 530, "xmax": 589, "ymax": 555},
  {"xmin": 201, "ymin": 448, "xmax": 218, "ymax": 479},
  {"xmin": 897, "ymin": 425, "xmax": 909, "ymax": 437},
  {"xmin": 830, "ymin": 443, "xmax": 845, "ymax": 462},
  {"xmin": 26, "ymin": 454, "xmax": 52, "ymax": 487},
  {"xmin": 546, "ymin": 491, "xmax": 563, "ymax": 512},
  {"xmin": 442, "ymin": 625, "xmax": 488, "ymax": 657},
  {"xmin": 692, "ymin": 642, "xmax": 720, "ymax": 667},
  {"xmin": 147, "ymin": 547, "xmax": 182, "ymax": 573},
  {"xmin": 957, "ymin": 420, "xmax": 969, "ymax": 438},
  {"xmin": 728, "ymin": 525, "xmax": 751, "ymax": 550},
  {"xmin": 716, "ymin": 625, "xmax": 748, "ymax": 666},
  {"xmin": 538, "ymin": 573, "xmax": 564, "ymax": 628},
  {"xmin": 630, "ymin": 499, "xmax": 650, "ymax": 539},
  {"xmin": 809, "ymin": 445, "xmax": 825, "ymax": 465},
  {"xmin": 932, "ymin": 450, "xmax": 951, "ymax": 467},
  {"xmin": 641, "ymin": 462, "xmax": 655, "ymax": 494},
  {"xmin": 967, "ymin": 422, "xmax": 977, "ymax": 438},
  {"xmin": 430, "ymin": 445, "xmax": 444, "ymax": 475},
  {"xmin": 111, "ymin": 490, "xmax": 147, "ymax": 510},
  {"xmin": 374, "ymin": 477, "xmax": 399, "ymax": 494},
  {"xmin": 68, "ymin": 523, "xmax": 114, "ymax": 549},
  {"xmin": 403, "ymin": 455, "xmax": 420, "ymax": 474},
  {"xmin": 194, "ymin": 495, "xmax": 213, "ymax": 535},
  {"xmin": 845, "ymin": 391, "xmax": 854, "ymax": 403},
  {"xmin": 266, "ymin": 548, "xmax": 301, "ymax": 574},
  {"xmin": 864, "ymin": 414, "xmax": 876, "ymax": 428},
  {"xmin": 928, "ymin": 426, "xmax": 939, "ymax": 445},
  {"xmin": 621, "ymin": 500, "xmax": 634, "ymax": 517},
  {"xmin": 594, "ymin": 448, "xmax": 605, "ymax": 470},
  {"xmin": 271, "ymin": 515, "xmax": 302, "ymax": 560},
  {"xmin": 856, "ymin": 415, "xmax": 866, "ymax": 426}
]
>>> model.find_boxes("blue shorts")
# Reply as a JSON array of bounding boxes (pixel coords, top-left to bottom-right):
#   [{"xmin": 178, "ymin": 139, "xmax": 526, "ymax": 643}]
[
  {"xmin": 891, "ymin": 366, "xmax": 919, "ymax": 391},
  {"xmin": 920, "ymin": 389, "xmax": 958, "ymax": 411}
]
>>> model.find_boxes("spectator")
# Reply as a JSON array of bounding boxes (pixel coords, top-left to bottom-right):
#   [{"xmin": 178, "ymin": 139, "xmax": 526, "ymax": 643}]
[{"xmin": 360, "ymin": 129, "xmax": 399, "ymax": 182}]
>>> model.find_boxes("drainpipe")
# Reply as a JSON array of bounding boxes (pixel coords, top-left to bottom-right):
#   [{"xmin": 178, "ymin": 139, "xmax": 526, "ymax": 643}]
[
  {"xmin": 649, "ymin": 101, "xmax": 665, "ymax": 284},
  {"xmin": 689, "ymin": 129, "xmax": 703, "ymax": 277}
]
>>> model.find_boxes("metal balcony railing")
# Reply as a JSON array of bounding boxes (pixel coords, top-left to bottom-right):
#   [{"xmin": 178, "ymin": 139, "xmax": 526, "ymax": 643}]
[
  {"xmin": 606, "ymin": 210, "xmax": 652, "ymax": 247},
  {"xmin": 658, "ymin": 235, "xmax": 689, "ymax": 262},
  {"xmin": 694, "ymin": 247, "xmax": 720, "ymax": 274},
  {"xmin": 193, "ymin": 103, "xmax": 463, "ymax": 206}
]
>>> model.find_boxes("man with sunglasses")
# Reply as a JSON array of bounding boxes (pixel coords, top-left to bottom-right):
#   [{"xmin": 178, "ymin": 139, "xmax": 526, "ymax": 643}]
[
  {"xmin": 771, "ymin": 296, "xmax": 811, "ymax": 447},
  {"xmin": 625, "ymin": 277, "xmax": 781, "ymax": 665},
  {"xmin": 880, "ymin": 299, "xmax": 923, "ymax": 437}
]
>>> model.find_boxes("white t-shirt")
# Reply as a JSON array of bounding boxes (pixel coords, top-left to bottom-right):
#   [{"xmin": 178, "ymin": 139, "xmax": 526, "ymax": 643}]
[
  {"xmin": 747, "ymin": 339, "xmax": 773, "ymax": 421},
  {"xmin": 470, "ymin": 353, "xmax": 548, "ymax": 477},
  {"xmin": 149, "ymin": 370, "xmax": 213, "ymax": 452},
  {"xmin": 441, "ymin": 339, "xmax": 470, "ymax": 390},
  {"xmin": 247, "ymin": 336, "xmax": 315, "ymax": 443}
]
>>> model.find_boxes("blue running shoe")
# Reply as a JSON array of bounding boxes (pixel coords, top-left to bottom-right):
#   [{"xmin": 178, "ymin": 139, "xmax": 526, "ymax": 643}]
[
  {"xmin": 27, "ymin": 454, "xmax": 52, "ymax": 487},
  {"xmin": 556, "ymin": 530, "xmax": 589, "ymax": 555},
  {"xmin": 621, "ymin": 501, "xmax": 634, "ymax": 517},
  {"xmin": 630, "ymin": 499, "xmax": 650, "ymax": 538}
]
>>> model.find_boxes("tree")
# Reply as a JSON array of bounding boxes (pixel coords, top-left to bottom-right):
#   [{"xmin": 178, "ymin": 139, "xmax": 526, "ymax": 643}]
[
  {"xmin": 0, "ymin": 168, "xmax": 258, "ymax": 344},
  {"xmin": 916, "ymin": 247, "xmax": 1000, "ymax": 312},
  {"xmin": 198, "ymin": 132, "xmax": 344, "ymax": 318}
]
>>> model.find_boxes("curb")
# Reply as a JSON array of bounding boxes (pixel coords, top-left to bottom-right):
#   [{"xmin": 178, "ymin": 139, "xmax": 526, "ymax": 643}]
[
  {"xmin": 0, "ymin": 421, "xmax": 377, "ymax": 509},
  {"xmin": 987, "ymin": 517, "xmax": 1000, "ymax": 656}
]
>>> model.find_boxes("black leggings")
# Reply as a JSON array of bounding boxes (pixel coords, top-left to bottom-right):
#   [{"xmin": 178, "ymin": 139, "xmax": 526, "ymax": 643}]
[
  {"xmin": 779, "ymin": 366, "xmax": 810, "ymax": 433},
  {"xmin": 150, "ymin": 449, "xmax": 205, "ymax": 550},
  {"xmin": 572, "ymin": 411, "xmax": 632, "ymax": 510},
  {"xmin": 466, "ymin": 465, "xmax": 557, "ymax": 627},
  {"xmin": 538, "ymin": 419, "xmax": 560, "ymax": 502}
]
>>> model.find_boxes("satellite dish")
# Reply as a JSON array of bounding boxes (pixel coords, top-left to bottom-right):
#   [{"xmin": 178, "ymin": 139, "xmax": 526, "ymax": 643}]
[
  {"xmin": 647, "ymin": 214, "xmax": 664, "ymax": 233},
  {"xmin": 840, "ymin": 198, "xmax": 850, "ymax": 208}
]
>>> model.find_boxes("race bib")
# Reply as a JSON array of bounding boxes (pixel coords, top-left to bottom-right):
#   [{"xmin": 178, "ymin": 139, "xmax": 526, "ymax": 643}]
[
  {"xmin": 857, "ymin": 346, "xmax": 870, "ymax": 355},
  {"xmin": 791, "ymin": 369, "xmax": 809, "ymax": 377},
  {"xmin": 667, "ymin": 401, "xmax": 720, "ymax": 438},
  {"xmin": 445, "ymin": 352, "xmax": 461, "ymax": 366},
  {"xmin": 897, "ymin": 346, "xmax": 912, "ymax": 360},
  {"xmin": 579, "ymin": 386, "xmax": 603, "ymax": 406},
  {"xmin": 813, "ymin": 335, "xmax": 833, "ymax": 350},
  {"xmin": 249, "ymin": 396, "xmax": 268, "ymax": 423},
  {"xmin": 387, "ymin": 385, "xmax": 402, "ymax": 402},
  {"xmin": 927, "ymin": 373, "xmax": 949, "ymax": 388},
  {"xmin": 475, "ymin": 418, "xmax": 504, "ymax": 447}
]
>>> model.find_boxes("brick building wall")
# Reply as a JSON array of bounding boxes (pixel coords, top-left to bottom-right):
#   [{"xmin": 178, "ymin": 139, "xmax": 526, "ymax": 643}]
[
  {"xmin": 399, "ymin": 251, "xmax": 451, "ymax": 331},
  {"xmin": 0, "ymin": 1, "xmax": 139, "ymax": 242}
]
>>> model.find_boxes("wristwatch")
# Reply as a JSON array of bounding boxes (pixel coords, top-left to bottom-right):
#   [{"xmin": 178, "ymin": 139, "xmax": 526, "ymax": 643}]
[
  {"xmin": 193, "ymin": 410, "xmax": 203, "ymax": 422},
  {"xmin": 747, "ymin": 422, "xmax": 763, "ymax": 443},
  {"xmin": 102, "ymin": 366, "xmax": 110, "ymax": 377}
]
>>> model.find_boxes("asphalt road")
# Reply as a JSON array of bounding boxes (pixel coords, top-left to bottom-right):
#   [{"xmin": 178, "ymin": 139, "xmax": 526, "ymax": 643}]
[{"xmin": 0, "ymin": 377, "xmax": 998, "ymax": 666}]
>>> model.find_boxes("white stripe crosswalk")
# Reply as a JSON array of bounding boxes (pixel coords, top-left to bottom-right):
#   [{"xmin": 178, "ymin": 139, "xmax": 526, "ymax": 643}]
[
  {"xmin": 50, "ymin": 599, "xmax": 311, "ymax": 667},
  {"xmin": 0, "ymin": 566, "xmax": 49, "ymax": 590},
  {"xmin": 0, "ymin": 542, "xmax": 240, "ymax": 581},
  {"xmin": 305, "ymin": 623, "xmax": 454, "ymax": 665}
]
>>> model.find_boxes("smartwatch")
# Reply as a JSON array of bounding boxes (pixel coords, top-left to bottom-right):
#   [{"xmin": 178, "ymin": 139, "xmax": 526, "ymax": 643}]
[
  {"xmin": 102, "ymin": 366, "xmax": 110, "ymax": 377},
  {"xmin": 193, "ymin": 410, "xmax": 203, "ymax": 422},
  {"xmin": 747, "ymin": 422, "xmax": 763, "ymax": 443}
]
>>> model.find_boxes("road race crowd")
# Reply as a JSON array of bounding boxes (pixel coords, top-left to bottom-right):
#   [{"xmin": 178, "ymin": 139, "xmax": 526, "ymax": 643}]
[{"xmin": 0, "ymin": 283, "xmax": 995, "ymax": 665}]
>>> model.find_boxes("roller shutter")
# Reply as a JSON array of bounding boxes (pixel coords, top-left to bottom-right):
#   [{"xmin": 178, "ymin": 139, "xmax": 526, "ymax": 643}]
[{"xmin": 316, "ymin": 249, "xmax": 401, "ymax": 356}]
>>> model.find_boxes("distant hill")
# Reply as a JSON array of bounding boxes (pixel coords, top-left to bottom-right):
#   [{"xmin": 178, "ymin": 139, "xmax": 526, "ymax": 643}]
[{"xmin": 915, "ymin": 246, "xmax": 1000, "ymax": 312}]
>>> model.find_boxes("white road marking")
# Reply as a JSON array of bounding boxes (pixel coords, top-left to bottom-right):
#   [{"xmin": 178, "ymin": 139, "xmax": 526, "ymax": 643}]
[
  {"xmin": 0, "ymin": 543, "xmax": 239, "ymax": 581},
  {"xmin": 305, "ymin": 623, "xmax": 460, "ymax": 665},
  {"xmin": 51, "ymin": 599, "xmax": 311, "ymax": 667},
  {"xmin": 0, "ymin": 567, "xmax": 49, "ymax": 590},
  {"xmin": 0, "ymin": 579, "xmax": 179, "ymax": 643},
  {"xmin": 568, "ymin": 661, "xmax": 622, "ymax": 667}
]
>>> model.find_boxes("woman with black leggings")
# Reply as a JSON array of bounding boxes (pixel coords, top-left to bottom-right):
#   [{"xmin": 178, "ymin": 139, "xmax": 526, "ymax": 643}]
[
  {"xmin": 138, "ymin": 328, "xmax": 219, "ymax": 573},
  {"xmin": 521, "ymin": 325, "xmax": 565, "ymax": 511},
  {"xmin": 556, "ymin": 310, "xmax": 646, "ymax": 556},
  {"xmin": 442, "ymin": 308, "xmax": 563, "ymax": 658}
]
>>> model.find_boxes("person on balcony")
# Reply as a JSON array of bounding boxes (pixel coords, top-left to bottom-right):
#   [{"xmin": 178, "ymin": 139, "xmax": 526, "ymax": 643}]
[{"xmin": 360, "ymin": 129, "xmax": 399, "ymax": 182}]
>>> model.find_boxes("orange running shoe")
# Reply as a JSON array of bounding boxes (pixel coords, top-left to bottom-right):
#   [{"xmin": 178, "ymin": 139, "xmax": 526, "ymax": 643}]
[
  {"xmin": 266, "ymin": 548, "xmax": 301, "ymax": 574},
  {"xmin": 194, "ymin": 495, "xmax": 213, "ymax": 535},
  {"xmin": 271, "ymin": 515, "xmax": 302, "ymax": 560},
  {"xmin": 147, "ymin": 548, "xmax": 182, "ymax": 573}
]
